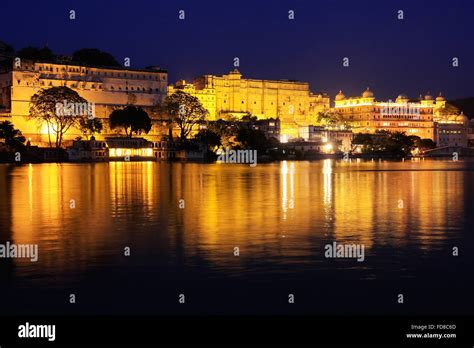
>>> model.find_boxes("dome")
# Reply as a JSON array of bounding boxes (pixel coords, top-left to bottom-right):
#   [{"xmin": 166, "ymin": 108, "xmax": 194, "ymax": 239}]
[
  {"xmin": 335, "ymin": 90, "xmax": 345, "ymax": 101},
  {"xmin": 436, "ymin": 93, "xmax": 445, "ymax": 101},
  {"xmin": 362, "ymin": 87, "xmax": 374, "ymax": 98},
  {"xmin": 424, "ymin": 92, "xmax": 433, "ymax": 100},
  {"xmin": 457, "ymin": 112, "xmax": 467, "ymax": 123}
]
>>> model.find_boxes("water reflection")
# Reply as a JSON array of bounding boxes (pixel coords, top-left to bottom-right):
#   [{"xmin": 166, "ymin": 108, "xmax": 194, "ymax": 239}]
[{"xmin": 0, "ymin": 160, "xmax": 471, "ymax": 305}]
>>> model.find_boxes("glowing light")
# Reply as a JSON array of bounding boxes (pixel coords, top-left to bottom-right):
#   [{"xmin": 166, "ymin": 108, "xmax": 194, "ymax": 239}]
[
  {"xmin": 280, "ymin": 134, "xmax": 290, "ymax": 143},
  {"xmin": 323, "ymin": 143, "xmax": 333, "ymax": 153},
  {"xmin": 323, "ymin": 159, "xmax": 332, "ymax": 207},
  {"xmin": 109, "ymin": 148, "xmax": 154, "ymax": 158},
  {"xmin": 40, "ymin": 123, "xmax": 55, "ymax": 137}
]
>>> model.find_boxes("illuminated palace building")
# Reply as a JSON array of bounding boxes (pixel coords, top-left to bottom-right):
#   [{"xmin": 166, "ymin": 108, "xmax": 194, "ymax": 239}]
[
  {"xmin": 1, "ymin": 57, "xmax": 467, "ymax": 147},
  {"xmin": 0, "ymin": 59, "xmax": 168, "ymax": 144},
  {"xmin": 332, "ymin": 88, "xmax": 445, "ymax": 140},
  {"xmin": 169, "ymin": 69, "xmax": 330, "ymax": 139}
]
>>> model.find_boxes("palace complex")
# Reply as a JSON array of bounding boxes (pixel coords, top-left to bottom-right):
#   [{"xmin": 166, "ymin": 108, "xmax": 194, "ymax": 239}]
[{"xmin": 0, "ymin": 59, "xmax": 469, "ymax": 147}]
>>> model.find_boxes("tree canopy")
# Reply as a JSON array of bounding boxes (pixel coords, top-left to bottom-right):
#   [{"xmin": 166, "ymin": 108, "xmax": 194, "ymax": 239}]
[
  {"xmin": 0, "ymin": 40, "xmax": 15, "ymax": 61},
  {"xmin": 29, "ymin": 86, "xmax": 89, "ymax": 148},
  {"xmin": 0, "ymin": 121, "xmax": 25, "ymax": 150},
  {"xmin": 194, "ymin": 129, "xmax": 221, "ymax": 150},
  {"xmin": 78, "ymin": 118, "xmax": 103, "ymax": 140},
  {"xmin": 317, "ymin": 110, "xmax": 349, "ymax": 128},
  {"xmin": 109, "ymin": 106, "xmax": 152, "ymax": 137},
  {"xmin": 352, "ymin": 131, "xmax": 434, "ymax": 157},
  {"xmin": 236, "ymin": 128, "xmax": 272, "ymax": 152},
  {"xmin": 72, "ymin": 48, "xmax": 120, "ymax": 67},
  {"xmin": 162, "ymin": 91, "xmax": 208, "ymax": 141},
  {"xmin": 17, "ymin": 46, "xmax": 55, "ymax": 61}
]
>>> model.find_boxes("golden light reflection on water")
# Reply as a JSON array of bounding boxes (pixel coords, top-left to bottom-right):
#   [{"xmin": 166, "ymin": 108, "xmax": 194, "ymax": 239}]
[{"xmin": 0, "ymin": 160, "xmax": 468, "ymax": 281}]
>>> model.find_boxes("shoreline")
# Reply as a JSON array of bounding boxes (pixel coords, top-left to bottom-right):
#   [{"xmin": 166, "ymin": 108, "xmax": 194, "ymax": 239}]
[{"xmin": 0, "ymin": 155, "xmax": 471, "ymax": 165}]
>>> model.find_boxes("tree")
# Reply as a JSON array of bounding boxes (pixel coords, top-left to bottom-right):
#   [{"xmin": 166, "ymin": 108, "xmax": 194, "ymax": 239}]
[
  {"xmin": 386, "ymin": 132, "xmax": 415, "ymax": 156},
  {"xmin": 240, "ymin": 113, "xmax": 257, "ymax": 122},
  {"xmin": 236, "ymin": 128, "xmax": 269, "ymax": 152},
  {"xmin": 0, "ymin": 121, "xmax": 25, "ymax": 150},
  {"xmin": 78, "ymin": 118, "xmax": 103, "ymax": 140},
  {"xmin": 206, "ymin": 119, "xmax": 239, "ymax": 149},
  {"xmin": 194, "ymin": 129, "xmax": 221, "ymax": 151},
  {"xmin": 353, "ymin": 133, "xmax": 373, "ymax": 146},
  {"xmin": 72, "ymin": 48, "xmax": 120, "ymax": 67},
  {"xmin": 109, "ymin": 106, "xmax": 151, "ymax": 137},
  {"xmin": 29, "ymin": 87, "xmax": 89, "ymax": 148},
  {"xmin": 163, "ymin": 91, "xmax": 208, "ymax": 141},
  {"xmin": 17, "ymin": 46, "xmax": 55, "ymax": 61},
  {"xmin": 317, "ymin": 111, "xmax": 342, "ymax": 127},
  {"xmin": 0, "ymin": 41, "xmax": 15, "ymax": 61},
  {"xmin": 415, "ymin": 138, "xmax": 436, "ymax": 150}
]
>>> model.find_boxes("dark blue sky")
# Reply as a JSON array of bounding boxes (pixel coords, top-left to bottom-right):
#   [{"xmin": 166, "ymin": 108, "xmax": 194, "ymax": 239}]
[{"xmin": 1, "ymin": 0, "xmax": 473, "ymax": 100}]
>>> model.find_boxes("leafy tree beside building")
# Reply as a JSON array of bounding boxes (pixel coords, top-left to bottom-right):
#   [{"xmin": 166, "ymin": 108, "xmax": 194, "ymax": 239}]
[
  {"xmin": 109, "ymin": 106, "xmax": 152, "ymax": 137},
  {"xmin": 162, "ymin": 91, "xmax": 208, "ymax": 141},
  {"xmin": 29, "ymin": 87, "xmax": 90, "ymax": 148}
]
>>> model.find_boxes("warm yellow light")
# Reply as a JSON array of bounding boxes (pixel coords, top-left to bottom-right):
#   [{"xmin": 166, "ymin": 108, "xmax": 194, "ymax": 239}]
[
  {"xmin": 280, "ymin": 134, "xmax": 289, "ymax": 143},
  {"xmin": 109, "ymin": 148, "xmax": 153, "ymax": 157},
  {"xmin": 323, "ymin": 143, "xmax": 333, "ymax": 153},
  {"xmin": 40, "ymin": 123, "xmax": 54, "ymax": 136}
]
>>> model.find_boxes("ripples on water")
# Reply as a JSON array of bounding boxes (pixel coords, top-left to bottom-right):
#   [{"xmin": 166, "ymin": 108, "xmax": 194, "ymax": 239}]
[{"xmin": 0, "ymin": 159, "xmax": 473, "ymax": 314}]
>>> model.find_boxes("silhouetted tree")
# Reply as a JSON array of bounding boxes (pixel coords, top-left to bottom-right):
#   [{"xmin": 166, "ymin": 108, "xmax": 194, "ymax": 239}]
[
  {"xmin": 109, "ymin": 106, "xmax": 151, "ymax": 137},
  {"xmin": 72, "ymin": 48, "xmax": 120, "ymax": 67},
  {"xmin": 78, "ymin": 118, "xmax": 103, "ymax": 140},
  {"xmin": 0, "ymin": 121, "xmax": 25, "ymax": 150},
  {"xmin": 194, "ymin": 129, "xmax": 221, "ymax": 150},
  {"xmin": 17, "ymin": 46, "xmax": 55, "ymax": 61},
  {"xmin": 162, "ymin": 91, "xmax": 208, "ymax": 141},
  {"xmin": 29, "ymin": 87, "xmax": 88, "ymax": 148},
  {"xmin": 236, "ymin": 128, "xmax": 269, "ymax": 152},
  {"xmin": 415, "ymin": 138, "xmax": 436, "ymax": 150},
  {"xmin": 0, "ymin": 41, "xmax": 15, "ymax": 61}
]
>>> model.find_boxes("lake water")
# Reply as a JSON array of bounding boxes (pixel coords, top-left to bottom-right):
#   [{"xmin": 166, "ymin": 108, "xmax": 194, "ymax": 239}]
[{"xmin": 0, "ymin": 159, "xmax": 473, "ymax": 315}]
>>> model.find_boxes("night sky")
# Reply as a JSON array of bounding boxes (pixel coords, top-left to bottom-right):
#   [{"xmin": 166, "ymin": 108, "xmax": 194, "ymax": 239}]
[{"xmin": 1, "ymin": 0, "xmax": 473, "ymax": 100}]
